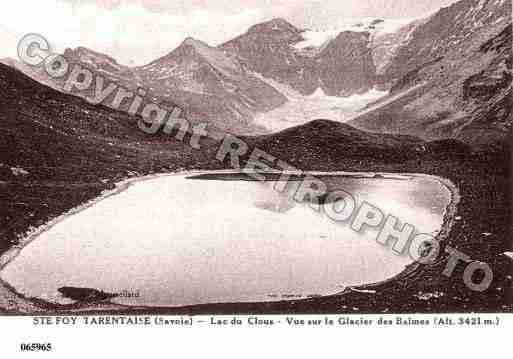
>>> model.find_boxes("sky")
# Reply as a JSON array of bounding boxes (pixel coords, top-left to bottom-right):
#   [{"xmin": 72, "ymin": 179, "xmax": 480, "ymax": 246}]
[{"xmin": 0, "ymin": 0, "xmax": 459, "ymax": 65}]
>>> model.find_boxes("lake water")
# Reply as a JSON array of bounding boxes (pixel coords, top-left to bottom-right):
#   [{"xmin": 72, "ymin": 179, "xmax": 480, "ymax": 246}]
[{"xmin": 0, "ymin": 172, "xmax": 450, "ymax": 307}]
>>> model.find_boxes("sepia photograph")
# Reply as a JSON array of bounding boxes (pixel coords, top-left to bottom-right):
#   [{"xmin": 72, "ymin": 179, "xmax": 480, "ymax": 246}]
[{"xmin": 0, "ymin": 0, "xmax": 511, "ymax": 356}]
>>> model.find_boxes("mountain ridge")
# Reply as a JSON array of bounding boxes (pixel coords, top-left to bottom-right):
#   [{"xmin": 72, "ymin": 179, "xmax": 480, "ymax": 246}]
[{"xmin": 2, "ymin": 0, "xmax": 510, "ymax": 144}]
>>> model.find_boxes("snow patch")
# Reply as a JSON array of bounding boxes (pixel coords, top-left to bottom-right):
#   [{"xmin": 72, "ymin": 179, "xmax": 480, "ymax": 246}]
[
  {"xmin": 294, "ymin": 28, "xmax": 360, "ymax": 49},
  {"xmin": 255, "ymin": 87, "xmax": 388, "ymax": 132},
  {"xmin": 309, "ymin": 87, "xmax": 388, "ymax": 101},
  {"xmin": 10, "ymin": 166, "xmax": 29, "ymax": 176},
  {"xmin": 294, "ymin": 18, "xmax": 421, "ymax": 50},
  {"xmin": 366, "ymin": 18, "xmax": 419, "ymax": 37}
]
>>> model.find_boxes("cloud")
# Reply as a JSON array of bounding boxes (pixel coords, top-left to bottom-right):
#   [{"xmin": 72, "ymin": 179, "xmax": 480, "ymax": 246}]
[
  {"xmin": 0, "ymin": 0, "xmax": 269, "ymax": 65},
  {"xmin": 0, "ymin": 0, "xmax": 459, "ymax": 65}
]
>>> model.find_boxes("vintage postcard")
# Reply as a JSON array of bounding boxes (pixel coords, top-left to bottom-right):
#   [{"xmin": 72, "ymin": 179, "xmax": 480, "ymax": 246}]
[{"xmin": 0, "ymin": 0, "xmax": 511, "ymax": 356}]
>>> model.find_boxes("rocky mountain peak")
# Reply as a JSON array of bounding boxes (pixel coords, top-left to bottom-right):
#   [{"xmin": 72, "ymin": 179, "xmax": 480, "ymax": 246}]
[
  {"xmin": 63, "ymin": 46, "xmax": 125, "ymax": 75},
  {"xmin": 140, "ymin": 37, "xmax": 215, "ymax": 69},
  {"xmin": 247, "ymin": 18, "xmax": 300, "ymax": 35},
  {"xmin": 180, "ymin": 37, "xmax": 207, "ymax": 49},
  {"xmin": 64, "ymin": 46, "xmax": 117, "ymax": 63}
]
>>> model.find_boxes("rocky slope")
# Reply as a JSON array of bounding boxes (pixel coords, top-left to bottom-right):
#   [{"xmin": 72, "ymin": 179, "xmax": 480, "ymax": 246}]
[
  {"xmin": 370, "ymin": 18, "xmax": 428, "ymax": 80},
  {"xmin": 132, "ymin": 38, "xmax": 287, "ymax": 134},
  {"xmin": 221, "ymin": 18, "xmax": 377, "ymax": 96},
  {"xmin": 350, "ymin": 0, "xmax": 512, "ymax": 147},
  {"xmin": 380, "ymin": 0, "xmax": 512, "ymax": 87}
]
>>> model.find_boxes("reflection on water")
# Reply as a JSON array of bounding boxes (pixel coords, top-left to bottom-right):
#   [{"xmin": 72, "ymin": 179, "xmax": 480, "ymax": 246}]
[
  {"xmin": 254, "ymin": 199, "xmax": 295, "ymax": 213},
  {"xmin": 0, "ymin": 172, "xmax": 450, "ymax": 307}
]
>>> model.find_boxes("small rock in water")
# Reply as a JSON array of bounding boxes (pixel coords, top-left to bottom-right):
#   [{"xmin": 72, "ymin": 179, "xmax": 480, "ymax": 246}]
[
  {"xmin": 58, "ymin": 286, "xmax": 118, "ymax": 302},
  {"xmin": 10, "ymin": 166, "xmax": 29, "ymax": 176}
]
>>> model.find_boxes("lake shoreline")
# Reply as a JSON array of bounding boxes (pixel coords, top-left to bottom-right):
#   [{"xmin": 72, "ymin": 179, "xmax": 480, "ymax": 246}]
[{"xmin": 0, "ymin": 170, "xmax": 459, "ymax": 313}]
